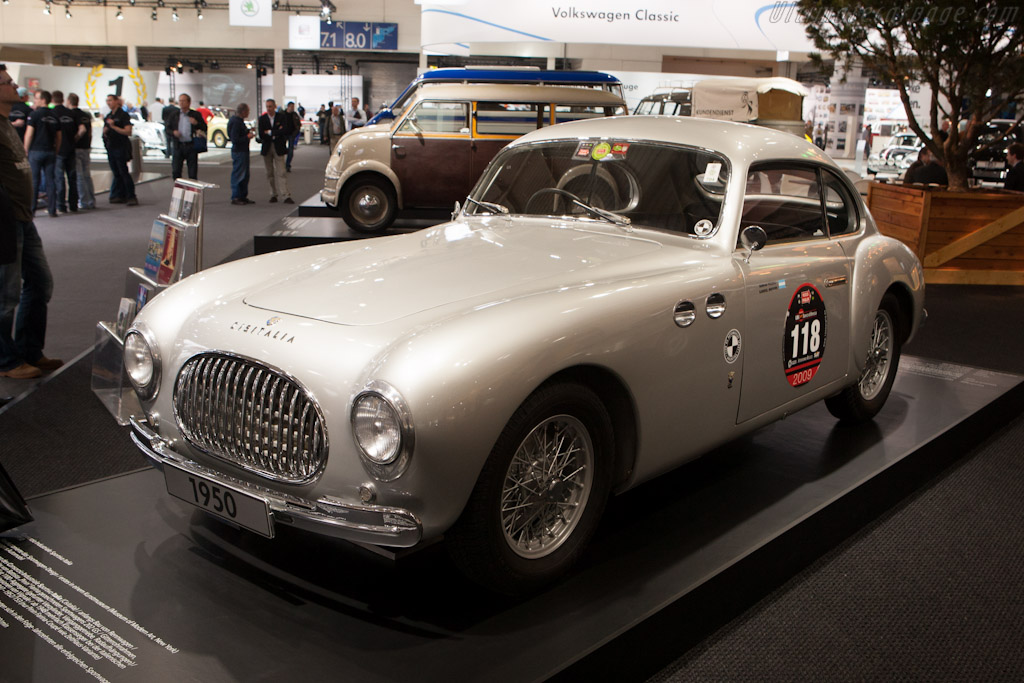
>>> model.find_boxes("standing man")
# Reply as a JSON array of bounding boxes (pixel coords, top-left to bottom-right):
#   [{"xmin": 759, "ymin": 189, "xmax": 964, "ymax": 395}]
[
  {"xmin": 51, "ymin": 90, "xmax": 78, "ymax": 214},
  {"xmin": 228, "ymin": 103, "xmax": 255, "ymax": 205},
  {"xmin": 316, "ymin": 104, "xmax": 328, "ymax": 145},
  {"xmin": 8, "ymin": 86, "xmax": 31, "ymax": 141},
  {"xmin": 285, "ymin": 101, "xmax": 301, "ymax": 172},
  {"xmin": 1004, "ymin": 142, "xmax": 1024, "ymax": 192},
  {"xmin": 327, "ymin": 103, "xmax": 345, "ymax": 150},
  {"xmin": 258, "ymin": 99, "xmax": 294, "ymax": 204},
  {"xmin": 346, "ymin": 97, "xmax": 365, "ymax": 131},
  {"xmin": 103, "ymin": 94, "xmax": 137, "ymax": 206},
  {"xmin": 67, "ymin": 93, "xmax": 95, "ymax": 210},
  {"xmin": 0, "ymin": 64, "xmax": 62, "ymax": 379},
  {"xmin": 160, "ymin": 96, "xmax": 178, "ymax": 159},
  {"xmin": 165, "ymin": 93, "xmax": 207, "ymax": 180},
  {"xmin": 23, "ymin": 90, "xmax": 61, "ymax": 218}
]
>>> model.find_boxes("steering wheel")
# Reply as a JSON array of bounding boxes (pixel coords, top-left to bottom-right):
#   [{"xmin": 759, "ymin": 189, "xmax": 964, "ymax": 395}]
[{"xmin": 525, "ymin": 187, "xmax": 584, "ymax": 214}]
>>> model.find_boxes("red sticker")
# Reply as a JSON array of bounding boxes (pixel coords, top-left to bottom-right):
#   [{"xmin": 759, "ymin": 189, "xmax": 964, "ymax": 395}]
[{"xmin": 783, "ymin": 283, "xmax": 827, "ymax": 387}]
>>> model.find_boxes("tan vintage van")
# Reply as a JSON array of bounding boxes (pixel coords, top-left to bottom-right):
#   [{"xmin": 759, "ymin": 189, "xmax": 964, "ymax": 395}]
[{"xmin": 321, "ymin": 83, "xmax": 628, "ymax": 232}]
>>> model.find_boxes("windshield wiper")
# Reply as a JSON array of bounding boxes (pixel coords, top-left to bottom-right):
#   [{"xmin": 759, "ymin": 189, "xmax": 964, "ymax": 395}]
[
  {"xmin": 465, "ymin": 196, "xmax": 509, "ymax": 216},
  {"xmin": 569, "ymin": 199, "xmax": 632, "ymax": 229}
]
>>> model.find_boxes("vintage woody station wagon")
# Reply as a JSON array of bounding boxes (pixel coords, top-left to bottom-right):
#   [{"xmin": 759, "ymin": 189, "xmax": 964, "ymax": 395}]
[{"xmin": 321, "ymin": 83, "xmax": 628, "ymax": 232}]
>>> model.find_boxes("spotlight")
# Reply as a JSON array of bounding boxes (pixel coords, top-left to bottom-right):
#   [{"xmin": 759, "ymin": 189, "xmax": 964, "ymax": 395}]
[
  {"xmin": 129, "ymin": 0, "xmax": 136, "ymax": 5},
  {"xmin": 197, "ymin": 8, "xmax": 202, "ymax": 19},
  {"xmin": 172, "ymin": 7, "xmax": 178, "ymax": 20},
  {"xmin": 246, "ymin": 62, "xmax": 252, "ymax": 69},
  {"xmin": 287, "ymin": 66, "xmax": 293, "ymax": 76},
  {"xmin": 65, "ymin": 4, "xmax": 72, "ymax": 18},
  {"xmin": 272, "ymin": 0, "xmax": 278, "ymax": 8},
  {"xmin": 151, "ymin": 7, "xmax": 157, "ymax": 19},
  {"xmin": 157, "ymin": 0, "xmax": 164, "ymax": 5},
  {"xmin": 44, "ymin": 2, "xmax": 51, "ymax": 14},
  {"xmin": 116, "ymin": 6, "xmax": 123, "ymax": 19}
]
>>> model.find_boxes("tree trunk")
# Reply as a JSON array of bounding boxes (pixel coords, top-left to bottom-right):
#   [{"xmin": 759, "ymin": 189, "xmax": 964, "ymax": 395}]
[{"xmin": 946, "ymin": 163, "xmax": 969, "ymax": 192}]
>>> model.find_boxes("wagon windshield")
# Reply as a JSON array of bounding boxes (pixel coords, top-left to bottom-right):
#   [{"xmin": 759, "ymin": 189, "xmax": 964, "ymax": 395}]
[{"xmin": 467, "ymin": 139, "xmax": 729, "ymax": 237}]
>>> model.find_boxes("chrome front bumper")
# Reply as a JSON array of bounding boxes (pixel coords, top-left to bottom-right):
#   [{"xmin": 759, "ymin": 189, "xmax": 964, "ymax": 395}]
[{"xmin": 130, "ymin": 416, "xmax": 422, "ymax": 547}]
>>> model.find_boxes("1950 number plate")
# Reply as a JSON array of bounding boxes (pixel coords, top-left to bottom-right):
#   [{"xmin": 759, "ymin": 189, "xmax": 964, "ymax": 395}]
[{"xmin": 164, "ymin": 465, "xmax": 274, "ymax": 538}]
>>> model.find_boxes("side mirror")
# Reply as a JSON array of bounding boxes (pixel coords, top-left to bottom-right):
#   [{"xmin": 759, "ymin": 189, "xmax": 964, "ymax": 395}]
[
  {"xmin": 740, "ymin": 225, "xmax": 767, "ymax": 263},
  {"xmin": 452, "ymin": 200, "xmax": 461, "ymax": 220}
]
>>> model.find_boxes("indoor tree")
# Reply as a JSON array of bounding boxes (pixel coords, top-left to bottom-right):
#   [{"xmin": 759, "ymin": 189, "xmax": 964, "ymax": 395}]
[{"xmin": 797, "ymin": 0, "xmax": 1024, "ymax": 191}]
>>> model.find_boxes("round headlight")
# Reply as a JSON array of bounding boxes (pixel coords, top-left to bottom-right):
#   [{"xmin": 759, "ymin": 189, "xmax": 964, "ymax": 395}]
[
  {"xmin": 352, "ymin": 393, "xmax": 402, "ymax": 464},
  {"xmin": 124, "ymin": 330, "xmax": 159, "ymax": 399}
]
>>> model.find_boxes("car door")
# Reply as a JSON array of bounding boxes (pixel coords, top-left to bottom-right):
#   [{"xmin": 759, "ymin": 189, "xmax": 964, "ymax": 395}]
[
  {"xmin": 734, "ymin": 163, "xmax": 853, "ymax": 424},
  {"xmin": 391, "ymin": 100, "xmax": 472, "ymax": 208}
]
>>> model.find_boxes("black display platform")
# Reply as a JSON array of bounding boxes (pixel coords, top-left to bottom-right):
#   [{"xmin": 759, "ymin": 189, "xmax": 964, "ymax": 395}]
[
  {"xmin": 2, "ymin": 358, "xmax": 1021, "ymax": 683},
  {"xmin": 252, "ymin": 194, "xmax": 450, "ymax": 254}
]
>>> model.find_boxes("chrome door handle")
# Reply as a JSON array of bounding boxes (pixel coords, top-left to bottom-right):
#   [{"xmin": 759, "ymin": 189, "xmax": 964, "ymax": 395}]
[
  {"xmin": 391, "ymin": 144, "xmax": 405, "ymax": 158},
  {"xmin": 825, "ymin": 276, "xmax": 848, "ymax": 288}
]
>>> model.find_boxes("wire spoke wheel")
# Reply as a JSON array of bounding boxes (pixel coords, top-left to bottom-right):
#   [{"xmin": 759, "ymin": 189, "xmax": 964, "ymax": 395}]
[
  {"xmin": 859, "ymin": 308, "xmax": 893, "ymax": 401},
  {"xmin": 500, "ymin": 414, "xmax": 594, "ymax": 559}
]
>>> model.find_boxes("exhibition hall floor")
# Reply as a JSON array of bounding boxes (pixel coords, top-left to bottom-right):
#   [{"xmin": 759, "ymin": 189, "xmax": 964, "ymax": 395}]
[{"xmin": 1, "ymin": 145, "xmax": 1023, "ymax": 680}]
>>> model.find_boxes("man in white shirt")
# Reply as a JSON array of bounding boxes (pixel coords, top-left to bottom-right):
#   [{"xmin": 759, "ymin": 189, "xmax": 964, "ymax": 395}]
[{"xmin": 346, "ymin": 97, "xmax": 365, "ymax": 131}]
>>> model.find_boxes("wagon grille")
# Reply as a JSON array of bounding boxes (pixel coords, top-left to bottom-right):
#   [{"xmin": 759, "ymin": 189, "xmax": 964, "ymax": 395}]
[{"xmin": 173, "ymin": 353, "xmax": 327, "ymax": 483}]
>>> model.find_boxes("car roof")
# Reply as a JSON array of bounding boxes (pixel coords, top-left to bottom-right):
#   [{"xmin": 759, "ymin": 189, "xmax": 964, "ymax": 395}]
[
  {"xmin": 415, "ymin": 68, "xmax": 621, "ymax": 85},
  {"xmin": 508, "ymin": 115, "xmax": 834, "ymax": 166},
  {"xmin": 413, "ymin": 83, "xmax": 626, "ymax": 105}
]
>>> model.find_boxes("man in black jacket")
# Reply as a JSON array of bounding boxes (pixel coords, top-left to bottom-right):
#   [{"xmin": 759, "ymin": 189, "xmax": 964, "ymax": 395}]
[
  {"xmin": 165, "ymin": 93, "xmax": 207, "ymax": 180},
  {"xmin": 1004, "ymin": 143, "xmax": 1024, "ymax": 192},
  {"xmin": 103, "ymin": 94, "xmax": 137, "ymax": 205},
  {"xmin": 228, "ymin": 103, "xmax": 255, "ymax": 205},
  {"xmin": 258, "ymin": 99, "xmax": 294, "ymax": 203}
]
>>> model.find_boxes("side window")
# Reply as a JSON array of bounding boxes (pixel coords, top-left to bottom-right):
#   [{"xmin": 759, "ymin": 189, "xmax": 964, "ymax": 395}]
[
  {"xmin": 740, "ymin": 165, "xmax": 825, "ymax": 244},
  {"xmin": 399, "ymin": 101, "xmax": 468, "ymax": 134},
  {"xmin": 821, "ymin": 170, "xmax": 859, "ymax": 236},
  {"xmin": 475, "ymin": 102, "xmax": 542, "ymax": 136},
  {"xmin": 553, "ymin": 105, "xmax": 622, "ymax": 124}
]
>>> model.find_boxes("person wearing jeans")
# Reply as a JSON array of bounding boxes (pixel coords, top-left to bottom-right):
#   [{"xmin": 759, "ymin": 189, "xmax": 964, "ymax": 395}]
[
  {"xmin": 228, "ymin": 103, "xmax": 255, "ymax": 205},
  {"xmin": 51, "ymin": 90, "xmax": 78, "ymax": 213},
  {"xmin": 23, "ymin": 89, "xmax": 61, "ymax": 217},
  {"xmin": 0, "ymin": 64, "xmax": 62, "ymax": 379},
  {"xmin": 68, "ymin": 93, "xmax": 95, "ymax": 209}
]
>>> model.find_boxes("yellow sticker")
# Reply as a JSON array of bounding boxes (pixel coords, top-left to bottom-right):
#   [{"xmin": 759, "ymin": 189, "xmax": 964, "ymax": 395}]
[{"xmin": 591, "ymin": 142, "xmax": 612, "ymax": 160}]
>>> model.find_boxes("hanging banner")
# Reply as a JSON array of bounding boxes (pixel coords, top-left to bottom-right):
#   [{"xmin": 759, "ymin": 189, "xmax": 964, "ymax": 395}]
[
  {"xmin": 230, "ymin": 0, "xmax": 273, "ymax": 27},
  {"xmin": 418, "ymin": 0, "xmax": 815, "ymax": 53}
]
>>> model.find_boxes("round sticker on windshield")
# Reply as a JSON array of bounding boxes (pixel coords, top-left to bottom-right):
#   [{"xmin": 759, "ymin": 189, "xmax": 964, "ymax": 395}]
[
  {"xmin": 694, "ymin": 219, "xmax": 714, "ymax": 237},
  {"xmin": 591, "ymin": 142, "xmax": 612, "ymax": 160},
  {"xmin": 783, "ymin": 283, "xmax": 827, "ymax": 387}
]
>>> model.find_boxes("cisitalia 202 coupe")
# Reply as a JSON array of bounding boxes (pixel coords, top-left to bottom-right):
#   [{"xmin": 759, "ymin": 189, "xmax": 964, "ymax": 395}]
[{"xmin": 126, "ymin": 116, "xmax": 925, "ymax": 594}]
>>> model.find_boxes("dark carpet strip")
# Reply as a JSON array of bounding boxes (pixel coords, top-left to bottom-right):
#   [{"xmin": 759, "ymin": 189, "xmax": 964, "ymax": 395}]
[{"xmin": 0, "ymin": 350, "xmax": 150, "ymax": 499}]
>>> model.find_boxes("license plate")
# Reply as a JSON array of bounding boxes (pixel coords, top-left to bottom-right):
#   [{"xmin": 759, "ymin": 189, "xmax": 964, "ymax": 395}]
[{"xmin": 164, "ymin": 465, "xmax": 274, "ymax": 538}]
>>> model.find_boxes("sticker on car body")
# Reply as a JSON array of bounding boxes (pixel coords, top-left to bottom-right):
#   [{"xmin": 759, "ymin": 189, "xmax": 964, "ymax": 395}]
[{"xmin": 783, "ymin": 283, "xmax": 827, "ymax": 387}]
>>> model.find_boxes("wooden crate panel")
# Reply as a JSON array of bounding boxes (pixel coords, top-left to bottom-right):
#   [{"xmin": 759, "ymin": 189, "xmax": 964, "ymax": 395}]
[{"xmin": 869, "ymin": 195, "xmax": 926, "ymax": 217}]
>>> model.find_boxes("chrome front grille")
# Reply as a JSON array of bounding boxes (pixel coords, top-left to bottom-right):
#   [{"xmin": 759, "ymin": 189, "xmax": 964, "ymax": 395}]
[{"xmin": 173, "ymin": 353, "xmax": 327, "ymax": 483}]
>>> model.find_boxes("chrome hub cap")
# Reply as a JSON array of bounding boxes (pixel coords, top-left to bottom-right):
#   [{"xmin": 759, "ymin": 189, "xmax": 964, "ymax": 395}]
[
  {"xmin": 351, "ymin": 187, "xmax": 386, "ymax": 223},
  {"xmin": 501, "ymin": 414, "xmax": 594, "ymax": 559},
  {"xmin": 859, "ymin": 309, "xmax": 893, "ymax": 400}
]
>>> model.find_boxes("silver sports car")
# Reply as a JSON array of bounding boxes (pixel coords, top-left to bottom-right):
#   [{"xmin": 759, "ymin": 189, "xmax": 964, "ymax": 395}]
[{"xmin": 126, "ymin": 116, "xmax": 925, "ymax": 594}]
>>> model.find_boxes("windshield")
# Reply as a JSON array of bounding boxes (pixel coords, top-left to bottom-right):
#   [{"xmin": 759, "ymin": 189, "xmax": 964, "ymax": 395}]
[{"xmin": 467, "ymin": 139, "xmax": 729, "ymax": 236}]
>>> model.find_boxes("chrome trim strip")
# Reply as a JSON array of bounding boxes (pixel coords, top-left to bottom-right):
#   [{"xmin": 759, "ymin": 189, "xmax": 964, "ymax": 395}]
[{"xmin": 130, "ymin": 416, "xmax": 422, "ymax": 547}]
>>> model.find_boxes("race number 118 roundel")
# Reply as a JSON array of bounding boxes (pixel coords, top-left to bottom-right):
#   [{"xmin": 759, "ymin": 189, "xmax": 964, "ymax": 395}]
[{"xmin": 783, "ymin": 283, "xmax": 827, "ymax": 387}]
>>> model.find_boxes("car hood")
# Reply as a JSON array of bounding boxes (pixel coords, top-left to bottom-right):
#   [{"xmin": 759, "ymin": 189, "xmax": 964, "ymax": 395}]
[{"xmin": 243, "ymin": 220, "xmax": 663, "ymax": 326}]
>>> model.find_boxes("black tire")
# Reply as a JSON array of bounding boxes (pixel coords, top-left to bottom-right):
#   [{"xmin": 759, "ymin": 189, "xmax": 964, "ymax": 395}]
[
  {"xmin": 825, "ymin": 293, "xmax": 903, "ymax": 423},
  {"xmin": 446, "ymin": 382, "xmax": 614, "ymax": 596},
  {"xmin": 338, "ymin": 176, "xmax": 397, "ymax": 233},
  {"xmin": 211, "ymin": 130, "xmax": 227, "ymax": 148}
]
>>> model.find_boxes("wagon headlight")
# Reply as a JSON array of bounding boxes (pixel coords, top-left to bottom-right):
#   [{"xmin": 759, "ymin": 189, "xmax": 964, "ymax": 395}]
[
  {"xmin": 351, "ymin": 381, "xmax": 414, "ymax": 481},
  {"xmin": 124, "ymin": 328, "xmax": 160, "ymax": 401}
]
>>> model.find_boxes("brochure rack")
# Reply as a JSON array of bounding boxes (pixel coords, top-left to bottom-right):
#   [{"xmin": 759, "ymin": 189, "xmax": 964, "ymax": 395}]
[{"xmin": 92, "ymin": 179, "xmax": 218, "ymax": 425}]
